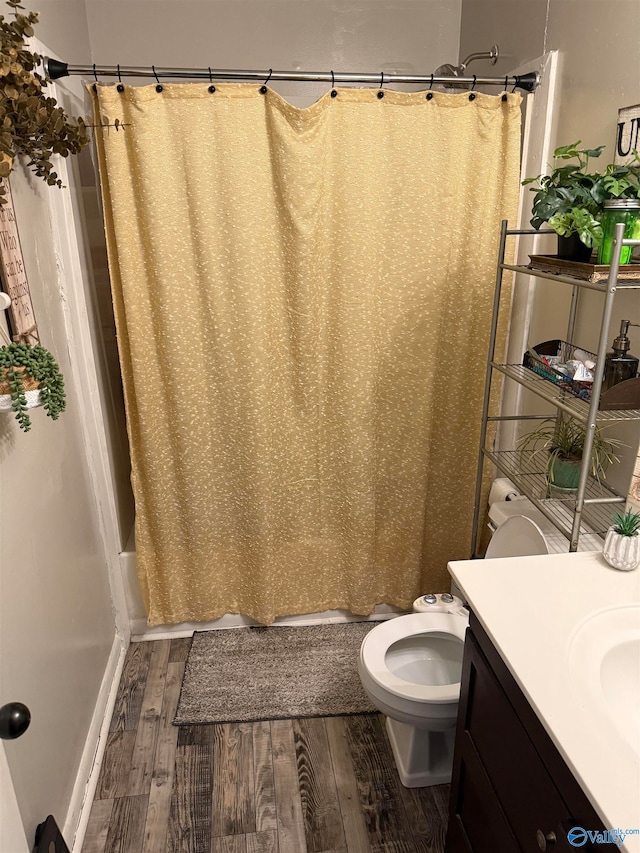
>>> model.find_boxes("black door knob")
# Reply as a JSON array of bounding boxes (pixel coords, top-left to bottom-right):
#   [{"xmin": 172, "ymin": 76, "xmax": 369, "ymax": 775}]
[
  {"xmin": 536, "ymin": 829, "xmax": 557, "ymax": 850},
  {"xmin": 0, "ymin": 702, "xmax": 31, "ymax": 739}
]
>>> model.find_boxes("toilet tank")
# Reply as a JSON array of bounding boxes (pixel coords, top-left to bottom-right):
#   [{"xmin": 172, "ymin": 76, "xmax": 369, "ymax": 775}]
[{"xmin": 487, "ymin": 496, "xmax": 603, "ymax": 556}]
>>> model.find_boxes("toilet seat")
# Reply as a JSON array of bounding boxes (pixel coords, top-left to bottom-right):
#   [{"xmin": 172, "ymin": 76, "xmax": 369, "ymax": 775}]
[
  {"xmin": 485, "ymin": 514, "xmax": 549, "ymax": 559},
  {"xmin": 360, "ymin": 612, "xmax": 468, "ymax": 704}
]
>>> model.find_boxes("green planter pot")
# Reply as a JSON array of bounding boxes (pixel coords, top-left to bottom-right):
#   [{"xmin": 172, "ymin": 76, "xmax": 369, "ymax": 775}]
[{"xmin": 547, "ymin": 457, "xmax": 581, "ymax": 493}]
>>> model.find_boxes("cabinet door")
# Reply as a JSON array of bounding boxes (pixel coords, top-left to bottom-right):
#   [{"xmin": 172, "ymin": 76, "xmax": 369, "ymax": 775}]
[
  {"xmin": 462, "ymin": 632, "xmax": 577, "ymax": 851},
  {"xmin": 446, "ymin": 626, "xmax": 599, "ymax": 853},
  {"xmin": 447, "ymin": 727, "xmax": 520, "ymax": 853}
]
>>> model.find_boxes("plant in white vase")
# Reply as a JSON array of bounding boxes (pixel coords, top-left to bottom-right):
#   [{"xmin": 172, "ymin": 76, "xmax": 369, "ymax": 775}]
[{"xmin": 602, "ymin": 509, "xmax": 640, "ymax": 572}]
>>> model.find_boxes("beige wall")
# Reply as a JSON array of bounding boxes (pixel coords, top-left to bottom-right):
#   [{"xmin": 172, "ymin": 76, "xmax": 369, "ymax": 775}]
[
  {"xmin": 0, "ymin": 158, "xmax": 116, "ymax": 842},
  {"xmin": 459, "ymin": 0, "xmax": 548, "ymax": 78},
  {"xmin": 460, "ymin": 0, "xmax": 640, "ymax": 497},
  {"xmin": 29, "ymin": 0, "xmax": 92, "ymax": 65},
  {"xmin": 84, "ymin": 0, "xmax": 463, "ymax": 105}
]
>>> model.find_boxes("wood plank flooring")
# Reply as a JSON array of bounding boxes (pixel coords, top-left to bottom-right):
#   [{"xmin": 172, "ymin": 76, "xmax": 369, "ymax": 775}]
[{"xmin": 83, "ymin": 639, "xmax": 449, "ymax": 853}]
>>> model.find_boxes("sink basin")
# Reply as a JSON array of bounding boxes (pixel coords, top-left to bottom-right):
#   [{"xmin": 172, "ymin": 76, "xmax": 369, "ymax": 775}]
[{"xmin": 568, "ymin": 604, "xmax": 640, "ymax": 755}]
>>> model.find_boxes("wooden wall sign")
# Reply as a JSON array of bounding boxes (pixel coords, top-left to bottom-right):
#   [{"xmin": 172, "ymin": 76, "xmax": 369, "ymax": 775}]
[
  {"xmin": 615, "ymin": 103, "xmax": 640, "ymax": 165},
  {"xmin": 0, "ymin": 177, "xmax": 39, "ymax": 345}
]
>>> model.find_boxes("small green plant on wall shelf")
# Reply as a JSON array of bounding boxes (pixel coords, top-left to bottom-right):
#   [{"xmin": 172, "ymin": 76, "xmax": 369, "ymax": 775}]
[
  {"xmin": 0, "ymin": 0, "xmax": 89, "ymax": 204},
  {"xmin": 0, "ymin": 339, "xmax": 65, "ymax": 431}
]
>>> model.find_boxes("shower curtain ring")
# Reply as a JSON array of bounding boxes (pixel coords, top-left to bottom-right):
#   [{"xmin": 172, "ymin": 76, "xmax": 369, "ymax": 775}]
[
  {"xmin": 429, "ymin": 73, "xmax": 434, "ymax": 89},
  {"xmin": 330, "ymin": 70, "xmax": 337, "ymax": 97},
  {"xmin": 208, "ymin": 67, "xmax": 216, "ymax": 93},
  {"xmin": 377, "ymin": 71, "xmax": 384, "ymax": 98},
  {"xmin": 511, "ymin": 76, "xmax": 519, "ymax": 93},
  {"xmin": 152, "ymin": 65, "xmax": 163, "ymax": 92},
  {"xmin": 468, "ymin": 74, "xmax": 477, "ymax": 100},
  {"xmin": 117, "ymin": 64, "xmax": 124, "ymax": 93},
  {"xmin": 92, "ymin": 63, "xmax": 98, "ymax": 92},
  {"xmin": 260, "ymin": 69, "xmax": 272, "ymax": 94},
  {"xmin": 260, "ymin": 68, "xmax": 273, "ymax": 95}
]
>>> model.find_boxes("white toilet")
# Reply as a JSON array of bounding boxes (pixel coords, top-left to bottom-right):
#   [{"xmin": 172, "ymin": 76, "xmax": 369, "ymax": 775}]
[
  {"xmin": 358, "ymin": 595, "xmax": 469, "ymax": 788},
  {"xmin": 357, "ymin": 479, "xmax": 600, "ymax": 788}
]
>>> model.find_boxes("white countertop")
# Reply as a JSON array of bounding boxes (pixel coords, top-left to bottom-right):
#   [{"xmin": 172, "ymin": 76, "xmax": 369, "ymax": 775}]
[{"xmin": 448, "ymin": 551, "xmax": 640, "ymax": 852}]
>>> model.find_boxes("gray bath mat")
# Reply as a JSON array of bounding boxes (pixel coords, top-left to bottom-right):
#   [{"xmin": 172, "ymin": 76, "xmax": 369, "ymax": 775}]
[{"xmin": 173, "ymin": 622, "xmax": 378, "ymax": 725}]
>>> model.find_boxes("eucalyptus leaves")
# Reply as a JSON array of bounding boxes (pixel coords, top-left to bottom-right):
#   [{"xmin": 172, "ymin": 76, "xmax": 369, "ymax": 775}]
[
  {"xmin": 0, "ymin": 0, "xmax": 88, "ymax": 204},
  {"xmin": 523, "ymin": 141, "xmax": 640, "ymax": 249},
  {"xmin": 0, "ymin": 341, "xmax": 65, "ymax": 430}
]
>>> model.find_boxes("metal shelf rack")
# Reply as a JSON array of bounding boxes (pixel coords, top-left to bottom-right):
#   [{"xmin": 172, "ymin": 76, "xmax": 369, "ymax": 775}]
[{"xmin": 471, "ymin": 221, "xmax": 640, "ymax": 556}]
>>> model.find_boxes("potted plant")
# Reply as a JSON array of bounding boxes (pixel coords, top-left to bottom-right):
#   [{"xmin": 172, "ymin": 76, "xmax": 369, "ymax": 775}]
[
  {"xmin": 523, "ymin": 141, "xmax": 640, "ymax": 262},
  {"xmin": 0, "ymin": 0, "xmax": 88, "ymax": 204},
  {"xmin": 602, "ymin": 508, "xmax": 640, "ymax": 571},
  {"xmin": 517, "ymin": 415, "xmax": 623, "ymax": 493},
  {"xmin": 0, "ymin": 340, "xmax": 65, "ymax": 431}
]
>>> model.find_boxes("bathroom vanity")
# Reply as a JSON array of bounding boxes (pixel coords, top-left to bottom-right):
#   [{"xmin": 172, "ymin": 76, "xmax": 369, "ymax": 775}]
[{"xmin": 446, "ymin": 551, "xmax": 640, "ymax": 853}]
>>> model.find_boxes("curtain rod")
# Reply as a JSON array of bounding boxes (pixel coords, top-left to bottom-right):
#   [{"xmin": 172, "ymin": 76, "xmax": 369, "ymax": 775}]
[{"xmin": 43, "ymin": 58, "xmax": 540, "ymax": 92}]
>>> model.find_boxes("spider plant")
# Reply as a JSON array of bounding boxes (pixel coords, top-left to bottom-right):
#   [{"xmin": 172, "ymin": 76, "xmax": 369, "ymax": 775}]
[{"xmin": 517, "ymin": 415, "xmax": 623, "ymax": 489}]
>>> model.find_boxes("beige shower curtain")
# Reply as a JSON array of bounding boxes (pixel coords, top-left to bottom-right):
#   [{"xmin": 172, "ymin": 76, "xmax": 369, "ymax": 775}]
[{"xmin": 92, "ymin": 83, "xmax": 521, "ymax": 626}]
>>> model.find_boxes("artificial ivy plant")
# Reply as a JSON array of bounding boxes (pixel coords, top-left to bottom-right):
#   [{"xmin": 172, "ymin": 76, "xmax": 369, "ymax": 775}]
[
  {"xmin": 0, "ymin": 0, "xmax": 88, "ymax": 204},
  {"xmin": 523, "ymin": 141, "xmax": 640, "ymax": 249},
  {"xmin": 0, "ymin": 341, "xmax": 66, "ymax": 430}
]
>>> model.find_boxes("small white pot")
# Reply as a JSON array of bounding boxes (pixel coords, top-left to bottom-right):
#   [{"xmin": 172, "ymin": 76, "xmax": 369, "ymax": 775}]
[
  {"xmin": 0, "ymin": 389, "xmax": 43, "ymax": 412},
  {"xmin": 602, "ymin": 528, "xmax": 640, "ymax": 572}
]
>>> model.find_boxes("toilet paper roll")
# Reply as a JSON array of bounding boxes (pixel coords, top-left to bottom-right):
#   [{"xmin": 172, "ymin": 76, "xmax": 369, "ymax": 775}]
[{"xmin": 488, "ymin": 478, "xmax": 519, "ymax": 506}]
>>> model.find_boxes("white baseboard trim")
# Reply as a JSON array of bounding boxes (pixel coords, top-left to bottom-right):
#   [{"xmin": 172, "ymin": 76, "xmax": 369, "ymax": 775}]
[
  {"xmin": 64, "ymin": 632, "xmax": 127, "ymax": 853},
  {"xmin": 131, "ymin": 605, "xmax": 406, "ymax": 641}
]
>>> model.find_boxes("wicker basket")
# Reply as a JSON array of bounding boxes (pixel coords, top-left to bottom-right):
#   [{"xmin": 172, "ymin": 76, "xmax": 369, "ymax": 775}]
[
  {"xmin": 0, "ymin": 366, "xmax": 40, "ymax": 395},
  {"xmin": 0, "ymin": 367, "xmax": 43, "ymax": 412}
]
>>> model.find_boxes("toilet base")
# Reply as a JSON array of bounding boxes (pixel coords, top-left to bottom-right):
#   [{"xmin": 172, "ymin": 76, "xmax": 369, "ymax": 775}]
[{"xmin": 385, "ymin": 717, "xmax": 455, "ymax": 788}]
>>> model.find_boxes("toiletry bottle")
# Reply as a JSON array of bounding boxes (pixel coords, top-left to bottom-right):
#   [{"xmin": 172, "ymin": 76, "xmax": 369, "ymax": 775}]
[{"xmin": 603, "ymin": 320, "xmax": 639, "ymax": 391}]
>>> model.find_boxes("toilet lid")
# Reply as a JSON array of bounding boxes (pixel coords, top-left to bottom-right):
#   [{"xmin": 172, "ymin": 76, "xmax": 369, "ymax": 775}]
[
  {"xmin": 485, "ymin": 515, "xmax": 549, "ymax": 559},
  {"xmin": 360, "ymin": 613, "xmax": 468, "ymax": 704}
]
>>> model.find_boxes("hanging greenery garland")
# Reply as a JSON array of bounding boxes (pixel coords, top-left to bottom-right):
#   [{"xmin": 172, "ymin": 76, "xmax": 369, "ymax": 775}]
[{"xmin": 0, "ymin": 0, "xmax": 88, "ymax": 205}]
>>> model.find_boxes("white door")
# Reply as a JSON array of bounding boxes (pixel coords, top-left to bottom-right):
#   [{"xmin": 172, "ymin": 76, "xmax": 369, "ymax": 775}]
[{"xmin": 0, "ymin": 740, "xmax": 29, "ymax": 853}]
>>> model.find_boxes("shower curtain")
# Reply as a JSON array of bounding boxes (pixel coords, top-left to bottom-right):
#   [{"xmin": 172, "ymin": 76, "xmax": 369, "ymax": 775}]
[{"xmin": 91, "ymin": 83, "xmax": 521, "ymax": 626}]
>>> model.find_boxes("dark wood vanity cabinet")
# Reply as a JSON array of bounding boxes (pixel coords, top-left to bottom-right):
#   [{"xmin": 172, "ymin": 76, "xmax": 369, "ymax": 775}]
[{"xmin": 446, "ymin": 612, "xmax": 608, "ymax": 853}]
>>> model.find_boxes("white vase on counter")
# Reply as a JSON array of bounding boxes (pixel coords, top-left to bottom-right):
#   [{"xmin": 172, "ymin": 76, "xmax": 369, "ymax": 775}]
[{"xmin": 602, "ymin": 528, "xmax": 640, "ymax": 572}]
